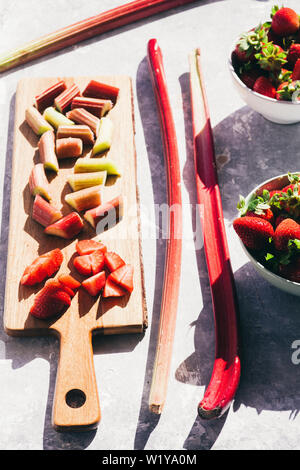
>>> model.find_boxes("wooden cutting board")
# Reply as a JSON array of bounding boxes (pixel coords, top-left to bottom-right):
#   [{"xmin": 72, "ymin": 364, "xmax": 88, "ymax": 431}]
[{"xmin": 3, "ymin": 76, "xmax": 147, "ymax": 431}]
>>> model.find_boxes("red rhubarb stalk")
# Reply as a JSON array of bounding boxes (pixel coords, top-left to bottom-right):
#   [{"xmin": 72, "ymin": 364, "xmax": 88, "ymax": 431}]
[
  {"xmin": 147, "ymin": 39, "xmax": 182, "ymax": 414},
  {"xmin": 189, "ymin": 49, "xmax": 240, "ymax": 419},
  {"xmin": 0, "ymin": 0, "xmax": 197, "ymax": 73}
]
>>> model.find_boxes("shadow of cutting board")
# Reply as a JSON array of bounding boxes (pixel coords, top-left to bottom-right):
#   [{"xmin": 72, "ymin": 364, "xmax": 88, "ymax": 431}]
[{"xmin": 3, "ymin": 76, "xmax": 147, "ymax": 432}]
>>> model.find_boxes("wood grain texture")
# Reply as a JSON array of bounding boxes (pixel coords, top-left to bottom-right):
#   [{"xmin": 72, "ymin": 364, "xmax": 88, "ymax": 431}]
[{"xmin": 3, "ymin": 76, "xmax": 147, "ymax": 431}]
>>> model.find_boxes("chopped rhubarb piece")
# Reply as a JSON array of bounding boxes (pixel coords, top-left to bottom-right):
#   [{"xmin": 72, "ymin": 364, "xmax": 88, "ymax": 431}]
[
  {"xmin": 110, "ymin": 264, "xmax": 134, "ymax": 293},
  {"xmin": 102, "ymin": 276, "xmax": 126, "ymax": 298},
  {"xmin": 30, "ymin": 279, "xmax": 71, "ymax": 319},
  {"xmin": 65, "ymin": 185, "xmax": 102, "ymax": 212},
  {"xmin": 58, "ymin": 274, "xmax": 81, "ymax": 290},
  {"xmin": 21, "ymin": 248, "xmax": 63, "ymax": 286},
  {"xmin": 56, "ymin": 137, "xmax": 83, "ymax": 159},
  {"xmin": 29, "ymin": 163, "xmax": 51, "ymax": 201},
  {"xmin": 82, "ymin": 271, "xmax": 106, "ymax": 296},
  {"xmin": 35, "ymin": 80, "xmax": 67, "ymax": 112},
  {"xmin": 74, "ymin": 157, "xmax": 120, "ymax": 175},
  {"xmin": 54, "ymin": 83, "xmax": 81, "ymax": 113},
  {"xmin": 32, "ymin": 194, "xmax": 62, "ymax": 227},
  {"xmin": 66, "ymin": 108, "xmax": 100, "ymax": 136},
  {"xmin": 38, "ymin": 130, "xmax": 59, "ymax": 172},
  {"xmin": 43, "ymin": 106, "xmax": 74, "ymax": 129},
  {"xmin": 25, "ymin": 106, "xmax": 53, "ymax": 135},
  {"xmin": 67, "ymin": 171, "xmax": 107, "ymax": 191},
  {"xmin": 71, "ymin": 96, "xmax": 112, "ymax": 118},
  {"xmin": 83, "ymin": 80, "xmax": 119, "ymax": 103},
  {"xmin": 73, "ymin": 249, "xmax": 105, "ymax": 276},
  {"xmin": 84, "ymin": 195, "xmax": 122, "ymax": 229},
  {"xmin": 104, "ymin": 251, "xmax": 125, "ymax": 272},
  {"xmin": 92, "ymin": 117, "xmax": 113, "ymax": 155},
  {"xmin": 76, "ymin": 239, "xmax": 107, "ymax": 256},
  {"xmin": 44, "ymin": 212, "xmax": 84, "ymax": 239},
  {"xmin": 56, "ymin": 124, "xmax": 94, "ymax": 145}
]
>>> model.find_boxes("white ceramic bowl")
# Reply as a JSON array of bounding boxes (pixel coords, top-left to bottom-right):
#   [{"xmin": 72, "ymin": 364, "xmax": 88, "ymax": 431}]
[
  {"xmin": 228, "ymin": 46, "xmax": 300, "ymax": 125},
  {"xmin": 239, "ymin": 173, "xmax": 300, "ymax": 296}
]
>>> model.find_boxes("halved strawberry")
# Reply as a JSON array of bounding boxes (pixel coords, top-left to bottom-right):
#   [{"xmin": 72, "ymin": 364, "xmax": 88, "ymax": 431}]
[
  {"xmin": 104, "ymin": 251, "xmax": 125, "ymax": 272},
  {"xmin": 75, "ymin": 239, "xmax": 107, "ymax": 256},
  {"xmin": 82, "ymin": 271, "xmax": 106, "ymax": 296},
  {"xmin": 30, "ymin": 279, "xmax": 71, "ymax": 319},
  {"xmin": 73, "ymin": 249, "xmax": 105, "ymax": 276},
  {"xmin": 102, "ymin": 276, "xmax": 127, "ymax": 298},
  {"xmin": 21, "ymin": 248, "xmax": 63, "ymax": 286},
  {"xmin": 109, "ymin": 264, "xmax": 134, "ymax": 293},
  {"xmin": 58, "ymin": 274, "xmax": 81, "ymax": 290}
]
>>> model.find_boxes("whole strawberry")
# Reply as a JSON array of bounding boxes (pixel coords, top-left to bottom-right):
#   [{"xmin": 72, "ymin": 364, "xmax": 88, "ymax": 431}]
[
  {"xmin": 287, "ymin": 43, "xmax": 300, "ymax": 66},
  {"xmin": 253, "ymin": 76, "xmax": 276, "ymax": 98},
  {"xmin": 233, "ymin": 216, "xmax": 274, "ymax": 250},
  {"xmin": 234, "ymin": 25, "xmax": 268, "ymax": 63},
  {"xmin": 279, "ymin": 256, "xmax": 300, "ymax": 282},
  {"xmin": 271, "ymin": 6, "xmax": 299, "ymax": 36},
  {"xmin": 240, "ymin": 68, "xmax": 262, "ymax": 89},
  {"xmin": 276, "ymin": 80, "xmax": 300, "ymax": 100},
  {"xmin": 246, "ymin": 208, "xmax": 274, "ymax": 225},
  {"xmin": 292, "ymin": 58, "xmax": 300, "ymax": 80},
  {"xmin": 255, "ymin": 43, "xmax": 287, "ymax": 72},
  {"xmin": 274, "ymin": 218, "xmax": 300, "ymax": 251}
]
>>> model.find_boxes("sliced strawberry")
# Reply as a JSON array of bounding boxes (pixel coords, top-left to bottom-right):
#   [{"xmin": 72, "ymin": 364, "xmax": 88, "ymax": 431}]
[
  {"xmin": 73, "ymin": 249, "xmax": 105, "ymax": 276},
  {"xmin": 109, "ymin": 264, "xmax": 134, "ymax": 293},
  {"xmin": 75, "ymin": 239, "xmax": 107, "ymax": 256},
  {"xmin": 90, "ymin": 249, "xmax": 105, "ymax": 275},
  {"xmin": 21, "ymin": 248, "xmax": 63, "ymax": 286},
  {"xmin": 73, "ymin": 254, "xmax": 92, "ymax": 276},
  {"xmin": 102, "ymin": 276, "xmax": 127, "ymax": 298},
  {"xmin": 104, "ymin": 251, "xmax": 125, "ymax": 272},
  {"xmin": 58, "ymin": 274, "xmax": 81, "ymax": 290},
  {"xmin": 82, "ymin": 271, "xmax": 106, "ymax": 296},
  {"xmin": 30, "ymin": 279, "xmax": 71, "ymax": 319}
]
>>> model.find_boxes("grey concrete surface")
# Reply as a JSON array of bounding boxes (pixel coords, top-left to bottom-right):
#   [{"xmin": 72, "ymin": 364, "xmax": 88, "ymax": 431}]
[{"xmin": 0, "ymin": 0, "xmax": 300, "ymax": 451}]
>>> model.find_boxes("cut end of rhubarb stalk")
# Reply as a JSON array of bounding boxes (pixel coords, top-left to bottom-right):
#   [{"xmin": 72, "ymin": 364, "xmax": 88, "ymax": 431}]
[
  {"xmin": 74, "ymin": 157, "xmax": 120, "ymax": 176},
  {"xmin": 65, "ymin": 185, "xmax": 102, "ymax": 212},
  {"xmin": 71, "ymin": 96, "xmax": 113, "ymax": 118},
  {"xmin": 43, "ymin": 107, "xmax": 74, "ymax": 129},
  {"xmin": 66, "ymin": 108, "xmax": 100, "ymax": 136},
  {"xmin": 44, "ymin": 212, "xmax": 84, "ymax": 239},
  {"xmin": 29, "ymin": 163, "xmax": 51, "ymax": 201},
  {"xmin": 32, "ymin": 194, "xmax": 62, "ymax": 227},
  {"xmin": 67, "ymin": 171, "xmax": 107, "ymax": 191},
  {"xmin": 92, "ymin": 117, "xmax": 113, "ymax": 156},
  {"xmin": 26, "ymin": 106, "xmax": 53, "ymax": 136},
  {"xmin": 56, "ymin": 137, "xmax": 83, "ymax": 159},
  {"xmin": 83, "ymin": 80, "xmax": 119, "ymax": 103},
  {"xmin": 57, "ymin": 124, "xmax": 94, "ymax": 145},
  {"xmin": 35, "ymin": 80, "xmax": 67, "ymax": 113},
  {"xmin": 38, "ymin": 130, "xmax": 59, "ymax": 173},
  {"xmin": 84, "ymin": 195, "xmax": 122, "ymax": 231},
  {"xmin": 54, "ymin": 83, "xmax": 80, "ymax": 113}
]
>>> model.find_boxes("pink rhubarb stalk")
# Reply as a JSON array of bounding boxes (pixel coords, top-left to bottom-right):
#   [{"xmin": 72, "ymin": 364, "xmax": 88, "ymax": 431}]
[
  {"xmin": 0, "ymin": 0, "xmax": 197, "ymax": 73},
  {"xmin": 147, "ymin": 39, "xmax": 182, "ymax": 414},
  {"xmin": 189, "ymin": 49, "xmax": 240, "ymax": 419}
]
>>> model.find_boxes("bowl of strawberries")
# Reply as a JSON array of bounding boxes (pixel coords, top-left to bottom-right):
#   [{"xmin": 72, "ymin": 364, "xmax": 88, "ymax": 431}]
[
  {"xmin": 229, "ymin": 5, "xmax": 300, "ymax": 124},
  {"xmin": 233, "ymin": 172, "xmax": 300, "ymax": 296}
]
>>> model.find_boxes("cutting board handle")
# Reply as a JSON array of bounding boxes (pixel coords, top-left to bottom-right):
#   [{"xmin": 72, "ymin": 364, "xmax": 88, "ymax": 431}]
[{"xmin": 52, "ymin": 328, "xmax": 100, "ymax": 431}]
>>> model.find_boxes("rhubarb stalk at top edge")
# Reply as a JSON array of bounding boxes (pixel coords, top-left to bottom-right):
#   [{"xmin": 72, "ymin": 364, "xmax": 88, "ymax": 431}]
[
  {"xmin": 189, "ymin": 49, "xmax": 241, "ymax": 419},
  {"xmin": 147, "ymin": 39, "xmax": 182, "ymax": 414},
  {"xmin": 0, "ymin": 0, "xmax": 198, "ymax": 73}
]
